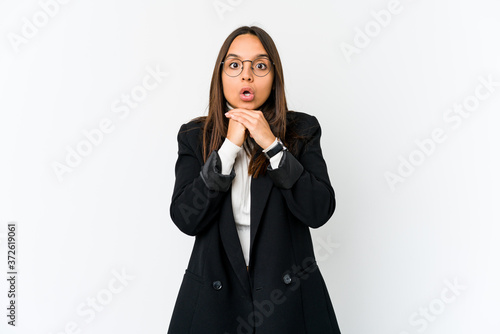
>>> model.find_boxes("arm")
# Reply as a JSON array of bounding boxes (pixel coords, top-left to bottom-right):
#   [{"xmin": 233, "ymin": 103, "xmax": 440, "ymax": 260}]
[
  {"xmin": 217, "ymin": 137, "xmax": 243, "ymax": 174},
  {"xmin": 262, "ymin": 136, "xmax": 284, "ymax": 169},
  {"xmin": 266, "ymin": 115, "xmax": 336, "ymax": 228},
  {"xmin": 169, "ymin": 123, "xmax": 236, "ymax": 236}
]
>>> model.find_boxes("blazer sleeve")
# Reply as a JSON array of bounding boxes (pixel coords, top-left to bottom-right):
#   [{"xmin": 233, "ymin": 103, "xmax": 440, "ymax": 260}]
[
  {"xmin": 170, "ymin": 123, "xmax": 235, "ymax": 236},
  {"xmin": 266, "ymin": 115, "xmax": 336, "ymax": 229}
]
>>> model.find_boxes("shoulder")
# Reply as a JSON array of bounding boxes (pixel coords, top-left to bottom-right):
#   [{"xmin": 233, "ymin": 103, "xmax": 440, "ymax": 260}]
[
  {"xmin": 179, "ymin": 116, "xmax": 205, "ymax": 133},
  {"xmin": 176, "ymin": 117, "xmax": 205, "ymax": 152},
  {"xmin": 282, "ymin": 111, "xmax": 325, "ymax": 156},
  {"xmin": 286, "ymin": 110, "xmax": 321, "ymax": 135},
  {"xmin": 178, "ymin": 116, "xmax": 206, "ymax": 136}
]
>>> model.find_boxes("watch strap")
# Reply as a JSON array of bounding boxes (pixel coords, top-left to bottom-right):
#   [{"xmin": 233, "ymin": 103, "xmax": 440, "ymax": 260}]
[{"xmin": 264, "ymin": 139, "xmax": 287, "ymax": 159}]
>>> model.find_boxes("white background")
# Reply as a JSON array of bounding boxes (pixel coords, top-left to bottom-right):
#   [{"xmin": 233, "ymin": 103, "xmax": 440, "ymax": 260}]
[{"xmin": 1, "ymin": 0, "xmax": 499, "ymax": 333}]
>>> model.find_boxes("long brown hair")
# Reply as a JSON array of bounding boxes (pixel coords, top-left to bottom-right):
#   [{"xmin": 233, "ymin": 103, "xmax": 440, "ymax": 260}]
[{"xmin": 191, "ymin": 26, "xmax": 303, "ymax": 178}]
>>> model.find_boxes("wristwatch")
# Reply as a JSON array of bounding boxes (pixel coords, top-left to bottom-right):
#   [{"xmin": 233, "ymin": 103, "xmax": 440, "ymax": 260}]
[{"xmin": 264, "ymin": 138, "xmax": 287, "ymax": 159}]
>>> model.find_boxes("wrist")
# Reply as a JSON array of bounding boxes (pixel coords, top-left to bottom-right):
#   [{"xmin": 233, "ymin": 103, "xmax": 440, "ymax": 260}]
[
  {"xmin": 264, "ymin": 138, "xmax": 287, "ymax": 159},
  {"xmin": 263, "ymin": 137, "xmax": 278, "ymax": 151}
]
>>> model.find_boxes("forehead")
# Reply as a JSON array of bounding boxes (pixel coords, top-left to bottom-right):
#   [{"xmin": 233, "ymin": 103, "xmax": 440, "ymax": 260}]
[{"xmin": 226, "ymin": 34, "xmax": 268, "ymax": 59}]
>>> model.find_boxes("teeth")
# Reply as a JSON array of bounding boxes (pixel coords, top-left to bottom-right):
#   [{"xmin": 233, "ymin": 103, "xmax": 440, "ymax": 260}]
[{"xmin": 244, "ymin": 92, "xmax": 250, "ymax": 96}]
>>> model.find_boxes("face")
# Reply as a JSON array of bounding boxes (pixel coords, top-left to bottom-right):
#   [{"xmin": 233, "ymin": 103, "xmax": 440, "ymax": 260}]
[{"xmin": 222, "ymin": 34, "xmax": 274, "ymax": 110}]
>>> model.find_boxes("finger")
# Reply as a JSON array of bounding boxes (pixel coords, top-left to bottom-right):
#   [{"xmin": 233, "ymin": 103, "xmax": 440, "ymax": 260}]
[
  {"xmin": 228, "ymin": 117, "xmax": 247, "ymax": 131},
  {"xmin": 227, "ymin": 108, "xmax": 261, "ymax": 120},
  {"xmin": 229, "ymin": 110, "xmax": 264, "ymax": 127},
  {"xmin": 227, "ymin": 112, "xmax": 255, "ymax": 129}
]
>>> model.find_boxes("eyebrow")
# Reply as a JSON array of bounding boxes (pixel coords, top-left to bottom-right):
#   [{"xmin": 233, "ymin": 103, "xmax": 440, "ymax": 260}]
[{"xmin": 225, "ymin": 53, "xmax": 270, "ymax": 59}]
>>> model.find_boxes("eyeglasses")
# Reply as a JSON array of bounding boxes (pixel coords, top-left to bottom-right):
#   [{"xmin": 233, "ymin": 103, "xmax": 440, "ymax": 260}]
[{"xmin": 221, "ymin": 57, "xmax": 274, "ymax": 77}]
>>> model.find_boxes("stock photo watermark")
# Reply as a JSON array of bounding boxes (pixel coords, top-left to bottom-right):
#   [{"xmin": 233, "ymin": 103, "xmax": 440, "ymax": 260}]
[
  {"xmin": 47, "ymin": 267, "xmax": 134, "ymax": 334},
  {"xmin": 399, "ymin": 277, "xmax": 466, "ymax": 333},
  {"xmin": 176, "ymin": 188, "xmax": 219, "ymax": 227},
  {"xmin": 226, "ymin": 256, "xmax": 320, "ymax": 334},
  {"xmin": 223, "ymin": 235, "xmax": 339, "ymax": 334},
  {"xmin": 5, "ymin": 222, "xmax": 18, "ymax": 326},
  {"xmin": 6, "ymin": 0, "xmax": 73, "ymax": 54},
  {"xmin": 340, "ymin": 0, "xmax": 419, "ymax": 63},
  {"xmin": 51, "ymin": 64, "xmax": 169, "ymax": 183},
  {"xmin": 385, "ymin": 73, "xmax": 499, "ymax": 191},
  {"xmin": 314, "ymin": 233, "xmax": 340, "ymax": 262},
  {"xmin": 213, "ymin": 0, "xmax": 246, "ymax": 20}
]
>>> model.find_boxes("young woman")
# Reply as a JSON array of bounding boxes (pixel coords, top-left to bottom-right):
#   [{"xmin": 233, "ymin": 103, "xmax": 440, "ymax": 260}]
[{"xmin": 168, "ymin": 26, "xmax": 341, "ymax": 334}]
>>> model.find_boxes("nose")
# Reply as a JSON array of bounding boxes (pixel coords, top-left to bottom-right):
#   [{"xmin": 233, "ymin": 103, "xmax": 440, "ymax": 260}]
[{"xmin": 240, "ymin": 63, "xmax": 253, "ymax": 82}]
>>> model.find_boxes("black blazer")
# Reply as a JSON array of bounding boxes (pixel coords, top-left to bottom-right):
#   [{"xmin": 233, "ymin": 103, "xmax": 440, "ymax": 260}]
[{"xmin": 168, "ymin": 111, "xmax": 341, "ymax": 334}]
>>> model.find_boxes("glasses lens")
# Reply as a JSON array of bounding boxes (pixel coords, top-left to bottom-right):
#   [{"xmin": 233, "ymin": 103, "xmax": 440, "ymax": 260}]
[
  {"xmin": 223, "ymin": 59, "xmax": 242, "ymax": 77},
  {"xmin": 252, "ymin": 57, "xmax": 272, "ymax": 77}
]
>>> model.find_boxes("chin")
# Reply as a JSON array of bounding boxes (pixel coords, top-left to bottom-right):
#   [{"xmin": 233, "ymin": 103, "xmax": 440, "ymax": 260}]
[{"xmin": 243, "ymin": 101, "xmax": 264, "ymax": 110}]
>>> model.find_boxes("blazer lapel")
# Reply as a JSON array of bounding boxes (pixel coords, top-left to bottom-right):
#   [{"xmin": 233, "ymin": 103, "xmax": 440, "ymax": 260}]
[
  {"xmin": 249, "ymin": 170, "xmax": 274, "ymax": 264},
  {"xmin": 219, "ymin": 190, "xmax": 252, "ymax": 296},
  {"xmin": 219, "ymin": 150, "xmax": 274, "ymax": 296}
]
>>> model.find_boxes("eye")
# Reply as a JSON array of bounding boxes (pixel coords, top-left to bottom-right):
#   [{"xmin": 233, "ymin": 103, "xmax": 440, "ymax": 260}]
[
  {"xmin": 255, "ymin": 62, "xmax": 267, "ymax": 70},
  {"xmin": 229, "ymin": 61, "xmax": 240, "ymax": 69}
]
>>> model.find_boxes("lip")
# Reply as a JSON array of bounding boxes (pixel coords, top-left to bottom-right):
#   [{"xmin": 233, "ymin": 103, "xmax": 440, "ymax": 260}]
[
  {"xmin": 240, "ymin": 87, "xmax": 255, "ymax": 102},
  {"xmin": 240, "ymin": 87, "xmax": 254, "ymax": 95}
]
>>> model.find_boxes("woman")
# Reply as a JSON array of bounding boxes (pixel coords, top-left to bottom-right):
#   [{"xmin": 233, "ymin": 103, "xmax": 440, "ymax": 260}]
[{"xmin": 168, "ymin": 26, "xmax": 341, "ymax": 334}]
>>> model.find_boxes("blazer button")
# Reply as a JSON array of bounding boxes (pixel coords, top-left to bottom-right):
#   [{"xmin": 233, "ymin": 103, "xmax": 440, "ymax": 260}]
[
  {"xmin": 282, "ymin": 274, "xmax": 292, "ymax": 285},
  {"xmin": 212, "ymin": 280, "xmax": 222, "ymax": 290}
]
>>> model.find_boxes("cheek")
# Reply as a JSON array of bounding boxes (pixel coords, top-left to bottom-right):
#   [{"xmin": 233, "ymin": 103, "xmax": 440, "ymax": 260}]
[
  {"xmin": 265, "ymin": 73, "xmax": 274, "ymax": 91},
  {"xmin": 267, "ymin": 79, "xmax": 274, "ymax": 91},
  {"xmin": 221, "ymin": 76, "xmax": 228, "ymax": 92},
  {"xmin": 222, "ymin": 77, "xmax": 237, "ymax": 95},
  {"xmin": 261, "ymin": 78, "xmax": 274, "ymax": 97}
]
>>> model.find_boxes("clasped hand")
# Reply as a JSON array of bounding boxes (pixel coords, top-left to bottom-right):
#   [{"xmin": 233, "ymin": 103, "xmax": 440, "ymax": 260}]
[{"xmin": 225, "ymin": 109, "xmax": 276, "ymax": 149}]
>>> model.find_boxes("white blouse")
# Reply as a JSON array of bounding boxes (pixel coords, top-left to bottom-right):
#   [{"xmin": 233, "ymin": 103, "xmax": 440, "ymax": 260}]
[{"xmin": 217, "ymin": 104, "xmax": 283, "ymax": 266}]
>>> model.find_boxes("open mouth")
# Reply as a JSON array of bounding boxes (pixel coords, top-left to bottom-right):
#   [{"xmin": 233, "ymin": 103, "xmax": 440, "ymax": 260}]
[{"xmin": 240, "ymin": 87, "xmax": 255, "ymax": 101}]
